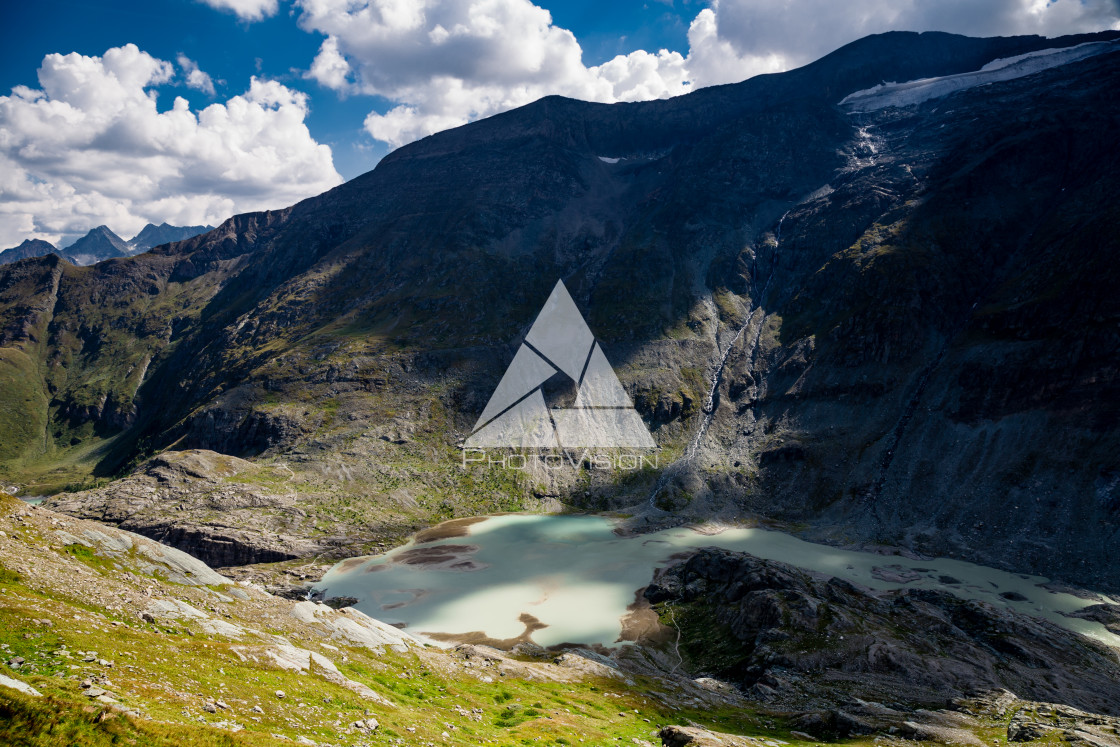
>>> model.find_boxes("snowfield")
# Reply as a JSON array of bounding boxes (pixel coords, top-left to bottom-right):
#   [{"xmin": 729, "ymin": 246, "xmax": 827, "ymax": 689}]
[{"xmin": 840, "ymin": 41, "xmax": 1118, "ymax": 112}]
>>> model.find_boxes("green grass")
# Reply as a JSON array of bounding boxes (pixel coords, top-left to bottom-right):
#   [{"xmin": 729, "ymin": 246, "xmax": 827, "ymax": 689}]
[
  {"xmin": 0, "ymin": 348, "xmax": 49, "ymax": 465},
  {"xmin": 0, "ymin": 576, "xmax": 807, "ymax": 747},
  {"xmin": 0, "ymin": 689, "xmax": 279, "ymax": 747},
  {"xmin": 3, "ymin": 432, "xmax": 125, "ymax": 497},
  {"xmin": 713, "ymin": 287, "xmax": 747, "ymax": 327},
  {"xmin": 60, "ymin": 544, "xmax": 123, "ymax": 577}
]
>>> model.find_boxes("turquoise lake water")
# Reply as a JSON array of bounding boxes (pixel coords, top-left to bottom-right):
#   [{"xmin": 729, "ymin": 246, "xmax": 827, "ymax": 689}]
[{"xmin": 315, "ymin": 514, "xmax": 1120, "ymax": 650}]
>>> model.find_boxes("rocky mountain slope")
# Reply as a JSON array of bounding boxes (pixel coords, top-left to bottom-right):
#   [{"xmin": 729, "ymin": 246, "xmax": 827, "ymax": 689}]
[{"xmin": 1, "ymin": 30, "xmax": 1119, "ymax": 592}]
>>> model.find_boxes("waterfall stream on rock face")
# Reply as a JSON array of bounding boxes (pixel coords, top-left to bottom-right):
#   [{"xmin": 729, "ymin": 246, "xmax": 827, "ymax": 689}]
[
  {"xmin": 315, "ymin": 513, "xmax": 1120, "ymax": 650},
  {"xmin": 690, "ymin": 212, "xmax": 786, "ymax": 459},
  {"xmin": 648, "ymin": 212, "xmax": 788, "ymax": 508}
]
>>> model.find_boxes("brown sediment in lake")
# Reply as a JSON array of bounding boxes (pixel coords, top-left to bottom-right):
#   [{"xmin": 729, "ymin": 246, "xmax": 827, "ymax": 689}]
[
  {"xmin": 413, "ymin": 516, "xmax": 489, "ymax": 543},
  {"xmin": 389, "ymin": 544, "xmax": 488, "ymax": 571},
  {"xmin": 381, "ymin": 588, "xmax": 428, "ymax": 610},
  {"xmin": 424, "ymin": 612, "xmax": 548, "ymax": 648},
  {"xmin": 335, "ymin": 556, "xmax": 368, "ymax": 573},
  {"xmin": 395, "ymin": 544, "xmax": 478, "ymax": 563},
  {"xmin": 618, "ymin": 586, "xmax": 674, "ymax": 645}
]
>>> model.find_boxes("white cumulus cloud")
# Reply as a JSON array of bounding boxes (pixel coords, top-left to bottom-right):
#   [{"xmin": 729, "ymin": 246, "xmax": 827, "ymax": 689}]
[
  {"xmin": 177, "ymin": 54, "xmax": 217, "ymax": 96},
  {"xmin": 0, "ymin": 44, "xmax": 342, "ymax": 248},
  {"xmin": 197, "ymin": 0, "xmax": 279, "ymax": 22},
  {"xmin": 693, "ymin": 0, "xmax": 1120, "ymax": 79},
  {"xmin": 306, "ymin": 36, "xmax": 352, "ymax": 91},
  {"xmin": 298, "ymin": 0, "xmax": 693, "ymax": 147},
  {"xmin": 296, "ymin": 0, "xmax": 1120, "ymax": 149}
]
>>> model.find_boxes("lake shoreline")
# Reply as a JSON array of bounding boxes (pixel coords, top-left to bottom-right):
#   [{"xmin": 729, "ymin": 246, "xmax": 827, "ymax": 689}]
[{"xmin": 313, "ymin": 513, "xmax": 1120, "ymax": 653}]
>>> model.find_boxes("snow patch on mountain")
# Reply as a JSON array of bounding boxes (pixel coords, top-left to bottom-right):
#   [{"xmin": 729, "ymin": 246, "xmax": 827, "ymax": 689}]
[{"xmin": 840, "ymin": 41, "xmax": 1118, "ymax": 113}]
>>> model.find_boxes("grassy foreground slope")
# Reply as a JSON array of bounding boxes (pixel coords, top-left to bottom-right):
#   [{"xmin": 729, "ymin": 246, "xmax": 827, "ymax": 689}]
[{"xmin": 0, "ymin": 492, "xmax": 802, "ymax": 746}]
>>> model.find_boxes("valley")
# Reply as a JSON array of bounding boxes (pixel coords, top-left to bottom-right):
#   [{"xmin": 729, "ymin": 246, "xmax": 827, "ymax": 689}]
[
  {"xmin": 3, "ymin": 30, "xmax": 1118, "ymax": 590},
  {"xmin": 2, "ymin": 27, "xmax": 1120, "ymax": 747}
]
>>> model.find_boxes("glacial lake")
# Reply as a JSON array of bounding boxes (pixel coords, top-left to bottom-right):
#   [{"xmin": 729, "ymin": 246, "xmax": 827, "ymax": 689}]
[{"xmin": 315, "ymin": 514, "xmax": 1120, "ymax": 650}]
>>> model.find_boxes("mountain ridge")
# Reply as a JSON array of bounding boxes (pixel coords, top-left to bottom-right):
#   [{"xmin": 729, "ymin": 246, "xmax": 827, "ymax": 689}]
[
  {"xmin": 0, "ymin": 239, "xmax": 61, "ymax": 266},
  {"xmin": 0, "ymin": 223, "xmax": 216, "ymax": 267}
]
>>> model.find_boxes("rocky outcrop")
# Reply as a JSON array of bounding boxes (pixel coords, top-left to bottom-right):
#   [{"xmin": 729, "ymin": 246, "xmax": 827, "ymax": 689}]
[
  {"xmin": 1005, "ymin": 703, "xmax": 1120, "ymax": 746},
  {"xmin": 182, "ymin": 404, "xmax": 308, "ymax": 456},
  {"xmin": 644, "ymin": 548, "xmax": 1120, "ymax": 716},
  {"xmin": 658, "ymin": 725, "xmax": 772, "ymax": 747},
  {"xmin": 954, "ymin": 691, "xmax": 1120, "ymax": 747},
  {"xmin": 41, "ymin": 450, "xmax": 338, "ymax": 567},
  {"xmin": 289, "ymin": 601, "xmax": 417, "ymax": 652}
]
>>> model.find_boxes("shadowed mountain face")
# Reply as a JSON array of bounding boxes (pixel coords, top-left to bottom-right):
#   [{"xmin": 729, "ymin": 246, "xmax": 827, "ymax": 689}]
[
  {"xmin": 3, "ymin": 31, "xmax": 1120, "ymax": 588},
  {"xmin": 127, "ymin": 223, "xmax": 215, "ymax": 254},
  {"xmin": 58, "ymin": 225, "xmax": 130, "ymax": 265},
  {"xmin": 0, "ymin": 239, "xmax": 60, "ymax": 266}
]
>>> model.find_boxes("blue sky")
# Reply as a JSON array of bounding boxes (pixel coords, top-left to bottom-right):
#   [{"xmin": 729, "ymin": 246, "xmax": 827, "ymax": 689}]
[
  {"xmin": 0, "ymin": 0, "xmax": 699, "ymax": 185},
  {"xmin": 0, "ymin": 0, "xmax": 1117, "ymax": 248},
  {"xmin": 1, "ymin": 0, "xmax": 379, "ymax": 180}
]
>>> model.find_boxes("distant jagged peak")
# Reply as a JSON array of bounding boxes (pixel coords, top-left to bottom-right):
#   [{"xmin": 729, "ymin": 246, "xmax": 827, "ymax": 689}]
[
  {"xmin": 0, "ymin": 237, "xmax": 59, "ymax": 265},
  {"xmin": 59, "ymin": 225, "xmax": 130, "ymax": 266},
  {"xmin": 127, "ymin": 222, "xmax": 216, "ymax": 254},
  {"xmin": 0, "ymin": 222, "xmax": 218, "ymax": 266}
]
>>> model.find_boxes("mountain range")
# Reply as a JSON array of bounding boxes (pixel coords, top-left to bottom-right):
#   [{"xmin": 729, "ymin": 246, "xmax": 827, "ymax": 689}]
[
  {"xmin": 0, "ymin": 222, "xmax": 214, "ymax": 267},
  {"xmin": 1, "ymin": 30, "xmax": 1119, "ymax": 593}
]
